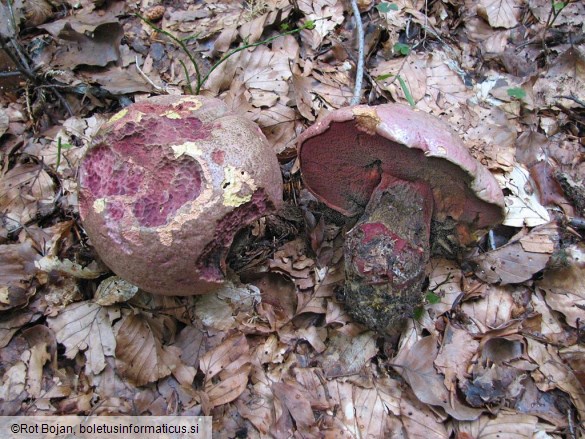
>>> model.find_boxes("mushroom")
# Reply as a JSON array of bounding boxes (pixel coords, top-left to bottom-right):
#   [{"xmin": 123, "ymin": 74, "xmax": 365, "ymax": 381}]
[
  {"xmin": 78, "ymin": 95, "xmax": 282, "ymax": 295},
  {"xmin": 297, "ymin": 104, "xmax": 504, "ymax": 334}
]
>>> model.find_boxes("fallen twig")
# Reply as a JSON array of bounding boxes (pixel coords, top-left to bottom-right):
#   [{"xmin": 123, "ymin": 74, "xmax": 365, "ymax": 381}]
[{"xmin": 349, "ymin": 0, "xmax": 364, "ymax": 105}]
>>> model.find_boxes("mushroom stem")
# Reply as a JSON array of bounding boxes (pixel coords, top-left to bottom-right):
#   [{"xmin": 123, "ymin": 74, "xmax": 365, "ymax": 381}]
[{"xmin": 344, "ymin": 175, "xmax": 433, "ymax": 333}]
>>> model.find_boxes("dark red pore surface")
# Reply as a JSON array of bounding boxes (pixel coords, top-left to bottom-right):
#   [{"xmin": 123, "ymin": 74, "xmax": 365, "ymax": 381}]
[{"xmin": 81, "ymin": 114, "xmax": 211, "ymax": 228}]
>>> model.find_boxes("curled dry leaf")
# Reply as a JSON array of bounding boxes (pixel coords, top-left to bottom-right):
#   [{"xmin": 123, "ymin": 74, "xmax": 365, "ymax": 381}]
[
  {"xmin": 35, "ymin": 255, "xmax": 106, "ymax": 279},
  {"xmin": 0, "ymin": 163, "xmax": 56, "ymax": 237},
  {"xmin": 427, "ymin": 259, "xmax": 464, "ymax": 317},
  {"xmin": 47, "ymin": 301, "xmax": 115, "ymax": 375},
  {"xmin": 457, "ymin": 412, "xmax": 538, "ymax": 438},
  {"xmin": 435, "ymin": 324, "xmax": 480, "ymax": 393},
  {"xmin": 351, "ymin": 381, "xmax": 401, "ymax": 438},
  {"xmin": 194, "ymin": 282, "xmax": 260, "ymax": 331},
  {"xmin": 272, "ymin": 382, "xmax": 318, "ymax": 437},
  {"xmin": 472, "ymin": 223, "xmax": 557, "ymax": 285},
  {"xmin": 400, "ymin": 389, "xmax": 449, "ymax": 439},
  {"xmin": 38, "ymin": 12, "xmax": 124, "ymax": 69},
  {"xmin": 537, "ymin": 243, "xmax": 585, "ymax": 328},
  {"xmin": 200, "ymin": 334, "xmax": 251, "ymax": 409},
  {"xmin": 320, "ymin": 331, "xmax": 377, "ymax": 378},
  {"xmin": 477, "ymin": 0, "xmax": 521, "ymax": 29},
  {"xmin": 461, "ymin": 285, "xmax": 516, "ymax": 331},
  {"xmin": 93, "ymin": 276, "xmax": 139, "ymax": 306},
  {"xmin": 114, "ymin": 312, "xmax": 188, "ymax": 386},
  {"xmin": 392, "ymin": 335, "xmax": 482, "ymax": 421},
  {"xmin": 526, "ymin": 338, "xmax": 585, "ymax": 416},
  {"xmin": 0, "ymin": 310, "xmax": 40, "ymax": 348},
  {"xmin": 0, "ymin": 241, "xmax": 39, "ymax": 310}
]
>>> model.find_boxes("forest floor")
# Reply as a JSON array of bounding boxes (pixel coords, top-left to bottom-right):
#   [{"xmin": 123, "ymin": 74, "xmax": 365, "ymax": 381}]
[{"xmin": 1, "ymin": 0, "xmax": 584, "ymax": 437}]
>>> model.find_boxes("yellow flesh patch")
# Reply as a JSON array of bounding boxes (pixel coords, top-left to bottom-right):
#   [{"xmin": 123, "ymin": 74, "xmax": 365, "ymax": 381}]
[
  {"xmin": 222, "ymin": 165, "xmax": 257, "ymax": 207},
  {"xmin": 171, "ymin": 142, "xmax": 203, "ymax": 159}
]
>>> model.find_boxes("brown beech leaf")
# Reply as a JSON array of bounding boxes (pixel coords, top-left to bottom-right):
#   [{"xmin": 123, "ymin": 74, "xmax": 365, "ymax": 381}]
[
  {"xmin": 427, "ymin": 259, "xmax": 464, "ymax": 317},
  {"xmin": 393, "ymin": 335, "xmax": 482, "ymax": 421},
  {"xmin": 400, "ymin": 389, "xmax": 449, "ymax": 439},
  {"xmin": 47, "ymin": 301, "xmax": 115, "ymax": 375},
  {"xmin": 292, "ymin": 73, "xmax": 316, "ymax": 121},
  {"xmin": 272, "ymin": 382, "xmax": 317, "ymax": 437},
  {"xmin": 0, "ymin": 310, "xmax": 40, "ymax": 348},
  {"xmin": 472, "ymin": 223, "xmax": 557, "ymax": 285},
  {"xmin": 370, "ymin": 54, "xmax": 428, "ymax": 105},
  {"xmin": 38, "ymin": 13, "xmax": 124, "ymax": 68},
  {"xmin": 526, "ymin": 338, "xmax": 585, "ymax": 416},
  {"xmin": 461, "ymin": 285, "xmax": 515, "ymax": 331},
  {"xmin": 0, "ymin": 163, "xmax": 55, "ymax": 237},
  {"xmin": 533, "ymin": 46, "xmax": 585, "ymax": 109},
  {"xmin": 435, "ymin": 324, "xmax": 479, "ymax": 392},
  {"xmin": 297, "ymin": 0, "xmax": 344, "ymax": 50},
  {"xmin": 93, "ymin": 276, "xmax": 139, "ymax": 306},
  {"xmin": 321, "ymin": 331, "xmax": 377, "ymax": 378},
  {"xmin": 114, "ymin": 312, "xmax": 182, "ymax": 386},
  {"xmin": 250, "ymin": 101, "xmax": 300, "ymax": 155},
  {"xmin": 529, "ymin": 161, "xmax": 573, "ymax": 215},
  {"xmin": 0, "ymin": 241, "xmax": 39, "ymax": 311},
  {"xmin": 477, "ymin": 0, "xmax": 521, "ymax": 29},
  {"xmin": 200, "ymin": 334, "xmax": 251, "ymax": 408},
  {"xmin": 537, "ymin": 243, "xmax": 585, "ymax": 328},
  {"xmin": 352, "ymin": 376, "xmax": 403, "ymax": 438},
  {"xmin": 206, "ymin": 363, "xmax": 251, "ymax": 409},
  {"xmin": 458, "ymin": 412, "xmax": 538, "ymax": 438},
  {"xmin": 292, "ymin": 368, "xmax": 331, "ymax": 410},
  {"xmin": 236, "ymin": 384, "xmax": 274, "ymax": 434}
]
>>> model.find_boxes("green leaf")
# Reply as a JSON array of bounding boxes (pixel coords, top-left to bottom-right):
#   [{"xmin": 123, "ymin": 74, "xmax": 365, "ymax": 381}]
[
  {"xmin": 375, "ymin": 73, "xmax": 394, "ymax": 81},
  {"xmin": 553, "ymin": 2, "xmax": 567, "ymax": 13},
  {"xmin": 280, "ymin": 23, "xmax": 291, "ymax": 31},
  {"xmin": 304, "ymin": 19, "xmax": 316, "ymax": 30},
  {"xmin": 413, "ymin": 306, "xmax": 424, "ymax": 321},
  {"xmin": 397, "ymin": 75, "xmax": 416, "ymax": 107},
  {"xmin": 507, "ymin": 87, "xmax": 526, "ymax": 100},
  {"xmin": 376, "ymin": 2, "xmax": 399, "ymax": 13},
  {"xmin": 393, "ymin": 42, "xmax": 410, "ymax": 55},
  {"xmin": 55, "ymin": 137, "xmax": 72, "ymax": 170},
  {"xmin": 425, "ymin": 291, "xmax": 441, "ymax": 305}
]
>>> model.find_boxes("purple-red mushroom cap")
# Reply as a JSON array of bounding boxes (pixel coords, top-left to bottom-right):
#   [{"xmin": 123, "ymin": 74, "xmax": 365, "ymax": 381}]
[
  {"xmin": 78, "ymin": 95, "xmax": 282, "ymax": 295},
  {"xmin": 297, "ymin": 104, "xmax": 505, "ymax": 239}
]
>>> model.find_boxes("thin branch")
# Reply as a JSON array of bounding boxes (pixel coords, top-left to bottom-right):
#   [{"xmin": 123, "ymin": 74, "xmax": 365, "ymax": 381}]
[
  {"xmin": 135, "ymin": 55, "xmax": 166, "ymax": 92},
  {"xmin": 349, "ymin": 0, "xmax": 364, "ymax": 105},
  {"xmin": 136, "ymin": 13, "xmax": 202, "ymax": 93}
]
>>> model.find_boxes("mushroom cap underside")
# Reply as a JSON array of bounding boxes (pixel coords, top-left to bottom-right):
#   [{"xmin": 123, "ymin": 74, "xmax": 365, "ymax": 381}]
[{"xmin": 298, "ymin": 104, "xmax": 504, "ymax": 230}]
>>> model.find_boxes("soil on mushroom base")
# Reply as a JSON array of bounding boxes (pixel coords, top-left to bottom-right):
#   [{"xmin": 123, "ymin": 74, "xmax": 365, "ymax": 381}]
[{"xmin": 344, "ymin": 177, "xmax": 433, "ymax": 334}]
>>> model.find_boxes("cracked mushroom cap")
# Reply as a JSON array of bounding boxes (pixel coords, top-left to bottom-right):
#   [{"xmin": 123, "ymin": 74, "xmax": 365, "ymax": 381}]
[
  {"xmin": 79, "ymin": 95, "xmax": 282, "ymax": 295},
  {"xmin": 297, "ymin": 104, "xmax": 504, "ymax": 237}
]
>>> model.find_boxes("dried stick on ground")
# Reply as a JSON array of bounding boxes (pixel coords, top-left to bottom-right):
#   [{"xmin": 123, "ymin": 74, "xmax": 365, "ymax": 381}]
[{"xmin": 349, "ymin": 0, "xmax": 365, "ymax": 105}]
